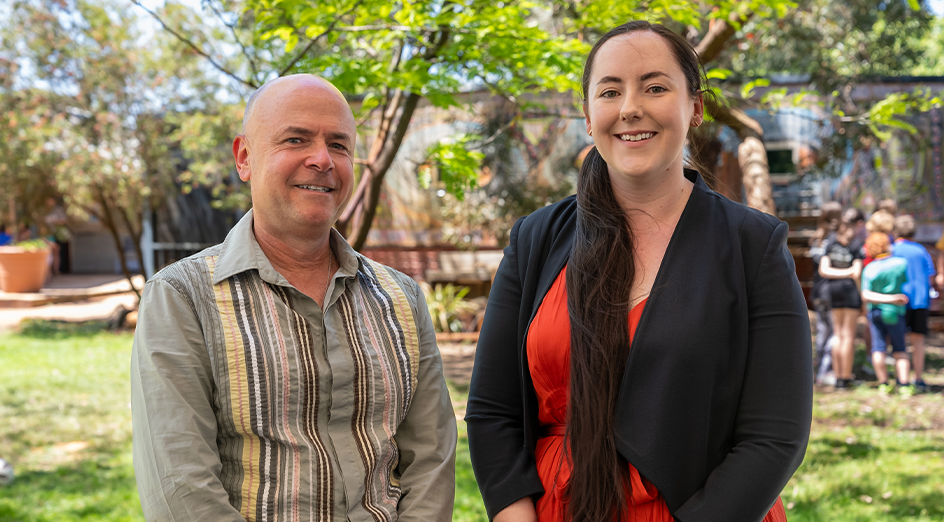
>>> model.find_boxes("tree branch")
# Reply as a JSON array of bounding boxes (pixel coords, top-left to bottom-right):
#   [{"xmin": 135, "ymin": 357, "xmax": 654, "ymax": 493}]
[
  {"xmin": 129, "ymin": 0, "xmax": 257, "ymax": 89},
  {"xmin": 204, "ymin": 0, "xmax": 260, "ymax": 79},
  {"xmin": 278, "ymin": 0, "xmax": 364, "ymax": 75}
]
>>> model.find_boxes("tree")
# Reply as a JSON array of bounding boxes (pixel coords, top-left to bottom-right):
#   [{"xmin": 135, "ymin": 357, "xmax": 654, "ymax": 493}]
[
  {"xmin": 703, "ymin": 0, "xmax": 939, "ymax": 211},
  {"xmin": 0, "ymin": 0, "xmax": 230, "ymax": 299},
  {"xmin": 139, "ymin": 0, "xmax": 937, "ymax": 237}
]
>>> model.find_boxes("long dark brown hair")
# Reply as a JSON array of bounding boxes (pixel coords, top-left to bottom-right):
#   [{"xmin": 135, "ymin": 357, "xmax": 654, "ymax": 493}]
[{"xmin": 564, "ymin": 21, "xmax": 711, "ymax": 522}]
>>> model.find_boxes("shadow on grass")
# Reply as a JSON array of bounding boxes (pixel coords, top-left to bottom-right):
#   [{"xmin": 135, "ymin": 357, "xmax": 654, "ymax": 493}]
[
  {"xmin": 16, "ymin": 318, "xmax": 114, "ymax": 339},
  {"xmin": 0, "ymin": 455, "xmax": 141, "ymax": 522}
]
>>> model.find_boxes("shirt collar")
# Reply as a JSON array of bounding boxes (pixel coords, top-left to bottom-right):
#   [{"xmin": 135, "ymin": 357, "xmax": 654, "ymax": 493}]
[{"xmin": 212, "ymin": 208, "xmax": 362, "ymax": 285}]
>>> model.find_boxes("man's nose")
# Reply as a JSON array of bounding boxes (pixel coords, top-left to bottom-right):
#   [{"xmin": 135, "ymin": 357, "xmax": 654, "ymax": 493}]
[{"xmin": 305, "ymin": 141, "xmax": 335, "ymax": 171}]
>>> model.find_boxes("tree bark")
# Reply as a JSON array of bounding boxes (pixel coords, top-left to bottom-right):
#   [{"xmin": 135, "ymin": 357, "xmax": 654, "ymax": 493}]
[
  {"xmin": 695, "ymin": 17, "xmax": 776, "ymax": 216},
  {"xmin": 92, "ymin": 185, "xmax": 142, "ymax": 302},
  {"xmin": 348, "ymin": 92, "xmax": 422, "ymax": 250}
]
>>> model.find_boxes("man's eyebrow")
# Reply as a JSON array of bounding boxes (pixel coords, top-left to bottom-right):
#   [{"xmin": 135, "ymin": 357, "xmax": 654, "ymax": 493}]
[
  {"xmin": 326, "ymin": 131, "xmax": 353, "ymax": 142},
  {"xmin": 277, "ymin": 127, "xmax": 353, "ymax": 142},
  {"xmin": 280, "ymin": 126, "xmax": 315, "ymax": 137}
]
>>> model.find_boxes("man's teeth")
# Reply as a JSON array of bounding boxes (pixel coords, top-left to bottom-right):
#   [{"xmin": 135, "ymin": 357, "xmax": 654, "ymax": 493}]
[
  {"xmin": 298, "ymin": 185, "xmax": 330, "ymax": 192},
  {"xmin": 619, "ymin": 132, "xmax": 654, "ymax": 142}
]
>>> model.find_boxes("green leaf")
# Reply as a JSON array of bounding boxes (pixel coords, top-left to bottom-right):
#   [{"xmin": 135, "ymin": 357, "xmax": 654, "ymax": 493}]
[
  {"xmin": 706, "ymin": 68, "xmax": 733, "ymax": 80},
  {"xmin": 740, "ymin": 78, "xmax": 771, "ymax": 100}
]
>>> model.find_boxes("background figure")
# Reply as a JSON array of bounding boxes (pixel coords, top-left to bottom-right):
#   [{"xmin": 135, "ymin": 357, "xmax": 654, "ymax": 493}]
[
  {"xmin": 861, "ymin": 232, "xmax": 910, "ymax": 391},
  {"xmin": 892, "ymin": 214, "xmax": 936, "ymax": 392},
  {"xmin": 877, "ymin": 198, "xmax": 899, "ymax": 216},
  {"xmin": 820, "ymin": 213, "xmax": 864, "ymax": 388},
  {"xmin": 0, "ymin": 224, "xmax": 11, "ymax": 246},
  {"xmin": 811, "ymin": 201, "xmax": 843, "ymax": 384},
  {"xmin": 864, "ymin": 210, "xmax": 896, "ymax": 267}
]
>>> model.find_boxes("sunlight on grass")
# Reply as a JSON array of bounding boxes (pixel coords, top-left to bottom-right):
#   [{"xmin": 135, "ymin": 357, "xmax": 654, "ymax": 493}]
[
  {"xmin": 0, "ymin": 329, "xmax": 141, "ymax": 521},
  {"xmin": 2, "ymin": 327, "xmax": 944, "ymax": 521}
]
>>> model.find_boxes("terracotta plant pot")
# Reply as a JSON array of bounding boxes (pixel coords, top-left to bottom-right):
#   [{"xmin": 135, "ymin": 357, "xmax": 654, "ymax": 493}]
[{"xmin": 0, "ymin": 247, "xmax": 50, "ymax": 293}]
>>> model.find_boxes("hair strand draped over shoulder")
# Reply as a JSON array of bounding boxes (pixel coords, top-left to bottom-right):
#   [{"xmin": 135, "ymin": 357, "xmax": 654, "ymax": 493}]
[{"xmin": 565, "ymin": 20, "xmax": 711, "ymax": 522}]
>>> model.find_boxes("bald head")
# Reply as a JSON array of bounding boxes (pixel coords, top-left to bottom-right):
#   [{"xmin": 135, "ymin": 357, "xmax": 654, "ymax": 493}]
[{"xmin": 242, "ymin": 74, "xmax": 353, "ymax": 137}]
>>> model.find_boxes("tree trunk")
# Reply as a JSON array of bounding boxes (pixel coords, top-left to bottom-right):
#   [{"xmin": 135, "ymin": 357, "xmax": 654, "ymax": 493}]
[
  {"xmin": 706, "ymin": 103, "xmax": 777, "ymax": 215},
  {"xmin": 345, "ymin": 92, "xmax": 422, "ymax": 251},
  {"xmin": 93, "ymin": 186, "xmax": 142, "ymax": 302},
  {"xmin": 696, "ymin": 16, "xmax": 776, "ymax": 216}
]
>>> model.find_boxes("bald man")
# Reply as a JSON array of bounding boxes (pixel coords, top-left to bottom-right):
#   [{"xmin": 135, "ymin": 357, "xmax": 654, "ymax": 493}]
[{"xmin": 131, "ymin": 75, "xmax": 457, "ymax": 522}]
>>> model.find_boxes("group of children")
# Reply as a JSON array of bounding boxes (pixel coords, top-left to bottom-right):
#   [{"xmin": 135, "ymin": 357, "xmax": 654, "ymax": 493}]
[{"xmin": 811, "ymin": 200, "xmax": 937, "ymax": 393}]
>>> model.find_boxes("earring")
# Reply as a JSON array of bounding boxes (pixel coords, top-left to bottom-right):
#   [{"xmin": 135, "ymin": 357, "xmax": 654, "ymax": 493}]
[
  {"xmin": 691, "ymin": 120, "xmax": 702, "ymax": 128},
  {"xmin": 588, "ymin": 129, "xmax": 593, "ymax": 136}
]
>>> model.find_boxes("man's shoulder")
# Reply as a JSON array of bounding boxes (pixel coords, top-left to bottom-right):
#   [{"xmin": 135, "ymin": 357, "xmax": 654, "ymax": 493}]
[
  {"xmin": 148, "ymin": 243, "xmax": 225, "ymax": 292},
  {"xmin": 354, "ymin": 253, "xmax": 421, "ymax": 296}
]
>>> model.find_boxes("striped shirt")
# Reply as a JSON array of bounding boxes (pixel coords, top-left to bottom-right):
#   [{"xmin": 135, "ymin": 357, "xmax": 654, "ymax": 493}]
[{"xmin": 131, "ymin": 210, "xmax": 456, "ymax": 522}]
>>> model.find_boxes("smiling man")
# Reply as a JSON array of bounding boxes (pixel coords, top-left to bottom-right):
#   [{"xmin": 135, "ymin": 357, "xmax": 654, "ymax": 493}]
[{"xmin": 131, "ymin": 74, "xmax": 456, "ymax": 522}]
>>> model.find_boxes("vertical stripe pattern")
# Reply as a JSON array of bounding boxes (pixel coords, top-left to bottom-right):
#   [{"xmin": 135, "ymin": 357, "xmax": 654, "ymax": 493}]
[{"xmin": 163, "ymin": 252, "xmax": 423, "ymax": 522}]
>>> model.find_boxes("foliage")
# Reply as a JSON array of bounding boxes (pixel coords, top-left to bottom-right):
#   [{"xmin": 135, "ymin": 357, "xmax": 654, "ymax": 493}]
[
  {"xmin": 1, "ymin": 0, "xmax": 243, "ymax": 298},
  {"xmin": 724, "ymin": 0, "xmax": 941, "ymax": 176},
  {"xmin": 420, "ymin": 282, "xmax": 479, "ymax": 333},
  {"xmin": 423, "ymin": 135, "xmax": 485, "ymax": 200}
]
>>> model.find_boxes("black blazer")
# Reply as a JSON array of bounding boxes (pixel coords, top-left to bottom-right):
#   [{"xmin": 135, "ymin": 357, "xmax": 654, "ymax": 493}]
[{"xmin": 465, "ymin": 170, "xmax": 813, "ymax": 522}]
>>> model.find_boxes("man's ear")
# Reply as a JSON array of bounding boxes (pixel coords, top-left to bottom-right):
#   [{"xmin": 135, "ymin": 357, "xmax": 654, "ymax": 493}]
[{"xmin": 233, "ymin": 135, "xmax": 251, "ymax": 182}]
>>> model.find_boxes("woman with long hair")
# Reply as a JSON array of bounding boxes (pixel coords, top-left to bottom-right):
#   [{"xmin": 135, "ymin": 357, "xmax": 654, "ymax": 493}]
[
  {"xmin": 819, "ymin": 214, "xmax": 864, "ymax": 389},
  {"xmin": 466, "ymin": 21, "xmax": 812, "ymax": 522}
]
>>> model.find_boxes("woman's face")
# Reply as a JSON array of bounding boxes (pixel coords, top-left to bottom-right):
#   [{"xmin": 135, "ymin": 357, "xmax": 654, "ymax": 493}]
[
  {"xmin": 837, "ymin": 225, "xmax": 855, "ymax": 246},
  {"xmin": 583, "ymin": 31, "xmax": 703, "ymax": 184}
]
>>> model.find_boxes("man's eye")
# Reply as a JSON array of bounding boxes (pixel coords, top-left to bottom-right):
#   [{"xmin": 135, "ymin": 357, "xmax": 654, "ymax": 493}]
[
  {"xmin": 286, "ymin": 137, "xmax": 302, "ymax": 144},
  {"xmin": 331, "ymin": 143, "xmax": 348, "ymax": 151}
]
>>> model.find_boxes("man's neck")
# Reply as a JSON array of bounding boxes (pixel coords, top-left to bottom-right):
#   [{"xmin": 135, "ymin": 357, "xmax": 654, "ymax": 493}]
[{"xmin": 252, "ymin": 219, "xmax": 336, "ymax": 306}]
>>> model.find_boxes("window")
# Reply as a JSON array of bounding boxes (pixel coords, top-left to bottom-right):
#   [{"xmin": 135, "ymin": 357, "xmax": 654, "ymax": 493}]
[{"xmin": 767, "ymin": 149, "xmax": 796, "ymax": 174}]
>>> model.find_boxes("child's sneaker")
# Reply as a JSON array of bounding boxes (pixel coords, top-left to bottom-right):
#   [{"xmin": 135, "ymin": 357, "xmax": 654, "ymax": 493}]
[
  {"xmin": 913, "ymin": 380, "xmax": 929, "ymax": 393},
  {"xmin": 877, "ymin": 382, "xmax": 894, "ymax": 395},
  {"xmin": 898, "ymin": 383, "xmax": 916, "ymax": 398}
]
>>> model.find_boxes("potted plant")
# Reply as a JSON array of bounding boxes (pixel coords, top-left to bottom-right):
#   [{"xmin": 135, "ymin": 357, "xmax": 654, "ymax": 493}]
[{"xmin": 0, "ymin": 239, "xmax": 50, "ymax": 293}]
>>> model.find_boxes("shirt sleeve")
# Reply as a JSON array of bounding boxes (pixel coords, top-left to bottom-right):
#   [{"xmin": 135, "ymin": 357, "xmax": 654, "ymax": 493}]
[
  {"xmin": 675, "ymin": 221, "xmax": 813, "ymax": 522},
  {"xmin": 131, "ymin": 277, "xmax": 246, "ymax": 522},
  {"xmin": 393, "ymin": 278, "xmax": 458, "ymax": 522}
]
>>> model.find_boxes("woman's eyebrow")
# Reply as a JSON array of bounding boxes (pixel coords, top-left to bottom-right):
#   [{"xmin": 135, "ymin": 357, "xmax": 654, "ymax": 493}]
[
  {"xmin": 639, "ymin": 71, "xmax": 670, "ymax": 81},
  {"xmin": 595, "ymin": 75, "xmax": 623, "ymax": 87}
]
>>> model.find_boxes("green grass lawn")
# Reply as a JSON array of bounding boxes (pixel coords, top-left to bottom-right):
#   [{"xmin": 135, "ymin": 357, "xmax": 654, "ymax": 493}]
[{"xmin": 2, "ymin": 324, "xmax": 943, "ymax": 521}]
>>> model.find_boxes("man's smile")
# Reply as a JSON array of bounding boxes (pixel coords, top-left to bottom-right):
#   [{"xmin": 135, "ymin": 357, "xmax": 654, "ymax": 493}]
[{"xmin": 296, "ymin": 184, "xmax": 333, "ymax": 192}]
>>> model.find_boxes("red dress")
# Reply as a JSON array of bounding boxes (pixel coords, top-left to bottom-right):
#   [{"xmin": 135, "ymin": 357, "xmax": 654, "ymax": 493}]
[{"xmin": 526, "ymin": 266, "xmax": 787, "ymax": 522}]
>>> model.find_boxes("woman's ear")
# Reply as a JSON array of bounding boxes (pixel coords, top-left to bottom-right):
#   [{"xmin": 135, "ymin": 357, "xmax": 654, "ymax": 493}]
[
  {"xmin": 690, "ymin": 93, "xmax": 705, "ymax": 128},
  {"xmin": 584, "ymin": 104, "xmax": 592, "ymax": 136}
]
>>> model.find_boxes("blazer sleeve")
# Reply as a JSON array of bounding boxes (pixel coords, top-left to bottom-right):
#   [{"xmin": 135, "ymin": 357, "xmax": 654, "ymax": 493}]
[
  {"xmin": 465, "ymin": 217, "xmax": 545, "ymax": 519},
  {"xmin": 674, "ymin": 221, "xmax": 813, "ymax": 522}
]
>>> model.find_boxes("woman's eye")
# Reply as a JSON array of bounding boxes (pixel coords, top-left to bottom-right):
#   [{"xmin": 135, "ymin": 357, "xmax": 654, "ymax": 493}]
[
  {"xmin": 649, "ymin": 85, "xmax": 667, "ymax": 93},
  {"xmin": 601, "ymin": 90, "xmax": 618, "ymax": 98}
]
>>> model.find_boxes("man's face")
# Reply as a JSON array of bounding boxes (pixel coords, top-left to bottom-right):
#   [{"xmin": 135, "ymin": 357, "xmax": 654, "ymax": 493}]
[{"xmin": 234, "ymin": 77, "xmax": 356, "ymax": 240}]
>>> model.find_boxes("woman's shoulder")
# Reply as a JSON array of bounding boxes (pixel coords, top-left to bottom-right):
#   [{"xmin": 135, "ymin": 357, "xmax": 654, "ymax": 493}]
[
  {"xmin": 694, "ymin": 182, "xmax": 783, "ymax": 241},
  {"xmin": 510, "ymin": 195, "xmax": 578, "ymax": 246}
]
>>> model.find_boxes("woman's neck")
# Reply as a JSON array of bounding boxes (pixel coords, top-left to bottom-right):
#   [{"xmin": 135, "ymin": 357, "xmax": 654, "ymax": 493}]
[{"xmin": 609, "ymin": 168, "xmax": 693, "ymax": 229}]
